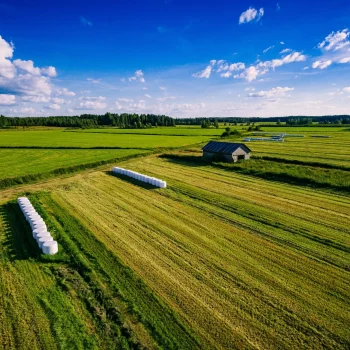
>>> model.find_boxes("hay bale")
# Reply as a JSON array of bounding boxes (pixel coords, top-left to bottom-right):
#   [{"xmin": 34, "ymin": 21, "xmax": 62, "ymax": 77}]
[
  {"xmin": 32, "ymin": 228, "xmax": 46, "ymax": 239},
  {"xmin": 42, "ymin": 241, "xmax": 58, "ymax": 255},
  {"xmin": 38, "ymin": 236, "xmax": 53, "ymax": 249}
]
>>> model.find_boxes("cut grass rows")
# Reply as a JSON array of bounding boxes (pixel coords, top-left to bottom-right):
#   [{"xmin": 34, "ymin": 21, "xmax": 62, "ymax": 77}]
[{"xmin": 50, "ymin": 157, "xmax": 350, "ymax": 349}]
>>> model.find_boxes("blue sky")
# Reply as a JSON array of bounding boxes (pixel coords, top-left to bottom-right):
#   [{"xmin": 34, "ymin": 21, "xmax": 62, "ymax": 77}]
[{"xmin": 0, "ymin": 0, "xmax": 350, "ymax": 117}]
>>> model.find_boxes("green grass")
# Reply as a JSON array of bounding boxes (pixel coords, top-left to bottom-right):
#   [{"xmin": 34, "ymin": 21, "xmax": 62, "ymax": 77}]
[
  {"xmin": 66, "ymin": 126, "xmax": 224, "ymax": 136},
  {"xmin": 0, "ymin": 193, "xmax": 200, "ymax": 349},
  {"xmin": 45, "ymin": 156, "xmax": 350, "ymax": 349},
  {"xmin": 0, "ymin": 149, "xmax": 148, "ymax": 181},
  {"xmin": 0, "ymin": 129, "xmax": 213, "ymax": 148}
]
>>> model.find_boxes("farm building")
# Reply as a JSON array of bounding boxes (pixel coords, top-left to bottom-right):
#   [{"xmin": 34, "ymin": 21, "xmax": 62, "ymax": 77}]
[{"xmin": 202, "ymin": 141, "xmax": 251, "ymax": 163}]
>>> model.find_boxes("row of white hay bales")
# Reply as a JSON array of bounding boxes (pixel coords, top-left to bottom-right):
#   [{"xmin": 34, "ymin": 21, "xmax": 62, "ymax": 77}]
[
  {"xmin": 112, "ymin": 167, "xmax": 167, "ymax": 188},
  {"xmin": 17, "ymin": 197, "xmax": 58, "ymax": 255}
]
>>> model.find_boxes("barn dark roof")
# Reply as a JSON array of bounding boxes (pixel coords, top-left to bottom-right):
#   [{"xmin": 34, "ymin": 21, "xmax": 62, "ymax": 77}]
[{"xmin": 202, "ymin": 141, "xmax": 251, "ymax": 154}]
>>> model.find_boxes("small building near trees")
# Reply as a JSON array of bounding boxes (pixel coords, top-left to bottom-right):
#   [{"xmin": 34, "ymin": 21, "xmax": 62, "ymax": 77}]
[{"xmin": 202, "ymin": 141, "xmax": 251, "ymax": 163}]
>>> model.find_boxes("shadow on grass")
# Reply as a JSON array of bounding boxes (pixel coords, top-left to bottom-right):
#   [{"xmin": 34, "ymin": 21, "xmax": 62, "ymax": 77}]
[
  {"xmin": 105, "ymin": 171, "xmax": 157, "ymax": 190},
  {"xmin": 0, "ymin": 202, "xmax": 42, "ymax": 261}
]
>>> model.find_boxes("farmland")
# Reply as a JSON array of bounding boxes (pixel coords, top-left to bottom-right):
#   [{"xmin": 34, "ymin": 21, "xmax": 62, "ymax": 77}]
[{"xmin": 0, "ymin": 124, "xmax": 349, "ymax": 349}]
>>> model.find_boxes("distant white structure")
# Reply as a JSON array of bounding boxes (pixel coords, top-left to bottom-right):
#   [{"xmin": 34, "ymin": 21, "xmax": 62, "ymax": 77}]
[
  {"xmin": 112, "ymin": 167, "xmax": 167, "ymax": 188},
  {"xmin": 17, "ymin": 197, "xmax": 58, "ymax": 255}
]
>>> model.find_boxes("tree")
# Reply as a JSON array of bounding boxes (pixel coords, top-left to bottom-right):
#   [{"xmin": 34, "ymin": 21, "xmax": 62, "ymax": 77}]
[{"xmin": 214, "ymin": 120, "xmax": 219, "ymax": 129}]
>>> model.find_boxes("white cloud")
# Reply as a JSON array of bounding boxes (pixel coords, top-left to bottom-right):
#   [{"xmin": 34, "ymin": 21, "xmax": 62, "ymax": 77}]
[
  {"xmin": 192, "ymin": 64, "xmax": 213, "ymax": 78},
  {"xmin": 87, "ymin": 78, "xmax": 101, "ymax": 84},
  {"xmin": 280, "ymin": 41, "xmax": 285, "ymax": 45},
  {"xmin": 51, "ymin": 97, "xmax": 66, "ymax": 104},
  {"xmin": 41, "ymin": 66, "xmax": 57, "ymax": 77},
  {"xmin": 229, "ymin": 62, "xmax": 245, "ymax": 71},
  {"xmin": 263, "ymin": 45, "xmax": 275, "ymax": 53},
  {"xmin": 318, "ymin": 29, "xmax": 350, "ymax": 52},
  {"xmin": 234, "ymin": 51, "xmax": 306, "ymax": 82},
  {"xmin": 0, "ymin": 35, "xmax": 15, "ymax": 79},
  {"xmin": 19, "ymin": 107, "xmax": 35, "ymax": 114},
  {"xmin": 159, "ymin": 86, "xmax": 167, "ymax": 90},
  {"xmin": 280, "ymin": 48, "xmax": 292, "ymax": 54},
  {"xmin": 156, "ymin": 96, "xmax": 176, "ymax": 102},
  {"xmin": 303, "ymin": 66, "xmax": 309, "ymax": 70},
  {"xmin": 338, "ymin": 57, "xmax": 350, "ymax": 64},
  {"xmin": 128, "ymin": 70, "xmax": 145, "ymax": 83},
  {"xmin": 45, "ymin": 103, "xmax": 61, "ymax": 110},
  {"xmin": 234, "ymin": 66, "xmax": 260, "ymax": 82},
  {"xmin": 76, "ymin": 100, "xmax": 107, "ymax": 110},
  {"xmin": 118, "ymin": 98, "xmax": 134, "ymax": 102},
  {"xmin": 312, "ymin": 60, "xmax": 332, "ymax": 69},
  {"xmin": 144, "ymin": 94, "xmax": 152, "ymax": 98},
  {"xmin": 0, "ymin": 94, "xmax": 15, "ymax": 105},
  {"xmin": 80, "ymin": 96, "xmax": 106, "ymax": 101},
  {"xmin": 343, "ymin": 87, "xmax": 350, "ymax": 93},
  {"xmin": 55, "ymin": 88, "xmax": 75, "ymax": 96},
  {"xmin": 13, "ymin": 59, "xmax": 41, "ymax": 75},
  {"xmin": 220, "ymin": 71, "xmax": 232, "ymax": 78},
  {"xmin": 22, "ymin": 95, "xmax": 50, "ymax": 103},
  {"xmin": 239, "ymin": 7, "xmax": 264, "ymax": 24},
  {"xmin": 248, "ymin": 86, "xmax": 294, "ymax": 100}
]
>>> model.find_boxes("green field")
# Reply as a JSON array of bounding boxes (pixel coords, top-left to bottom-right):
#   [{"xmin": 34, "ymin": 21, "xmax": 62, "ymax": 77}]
[
  {"xmin": 0, "ymin": 125, "xmax": 349, "ymax": 349},
  {"xmin": 0, "ymin": 130, "xmax": 212, "ymax": 148}
]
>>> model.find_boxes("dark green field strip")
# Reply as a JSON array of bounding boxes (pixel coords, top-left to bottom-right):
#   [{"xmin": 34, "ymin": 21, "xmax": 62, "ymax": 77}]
[
  {"xmin": 35, "ymin": 192, "xmax": 201, "ymax": 350},
  {"xmin": 0, "ymin": 150, "xmax": 151, "ymax": 190},
  {"xmin": 54, "ymin": 170, "xmax": 350, "ymax": 349},
  {"xmin": 0, "ymin": 203, "xmax": 106, "ymax": 350}
]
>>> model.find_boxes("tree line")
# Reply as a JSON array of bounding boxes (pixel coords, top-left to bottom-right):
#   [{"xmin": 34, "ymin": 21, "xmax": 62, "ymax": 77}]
[{"xmin": 0, "ymin": 113, "xmax": 175, "ymax": 129}]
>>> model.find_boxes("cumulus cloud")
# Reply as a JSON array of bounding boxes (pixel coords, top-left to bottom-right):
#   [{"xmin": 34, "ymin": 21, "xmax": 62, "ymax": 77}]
[
  {"xmin": 318, "ymin": 29, "xmax": 350, "ymax": 51},
  {"xmin": 0, "ymin": 94, "xmax": 15, "ymax": 105},
  {"xmin": 0, "ymin": 35, "xmax": 15, "ymax": 79},
  {"xmin": 159, "ymin": 86, "xmax": 167, "ymax": 90},
  {"xmin": 128, "ymin": 70, "xmax": 145, "ymax": 83},
  {"xmin": 248, "ymin": 86, "xmax": 294, "ymax": 101},
  {"xmin": 118, "ymin": 98, "xmax": 134, "ymax": 103},
  {"xmin": 239, "ymin": 7, "xmax": 264, "ymax": 24},
  {"xmin": 343, "ymin": 87, "xmax": 350, "ymax": 93},
  {"xmin": 235, "ymin": 51, "xmax": 307, "ymax": 82},
  {"xmin": 0, "ymin": 35, "xmax": 61, "ymax": 101},
  {"xmin": 80, "ymin": 96, "xmax": 106, "ymax": 101},
  {"xmin": 339, "ymin": 57, "xmax": 350, "ymax": 64},
  {"xmin": 19, "ymin": 107, "xmax": 35, "ymax": 114},
  {"xmin": 312, "ymin": 60, "xmax": 332, "ymax": 69},
  {"xmin": 144, "ymin": 94, "xmax": 152, "ymax": 98},
  {"xmin": 220, "ymin": 71, "xmax": 232, "ymax": 78}
]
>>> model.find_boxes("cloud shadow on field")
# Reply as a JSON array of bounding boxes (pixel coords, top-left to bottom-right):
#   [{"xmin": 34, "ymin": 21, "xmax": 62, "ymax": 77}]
[
  {"xmin": 105, "ymin": 171, "xmax": 158, "ymax": 190},
  {"xmin": 0, "ymin": 202, "xmax": 42, "ymax": 261}
]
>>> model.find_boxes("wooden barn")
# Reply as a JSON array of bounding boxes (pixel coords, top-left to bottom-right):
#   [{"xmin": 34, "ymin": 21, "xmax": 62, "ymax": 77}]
[{"xmin": 202, "ymin": 141, "xmax": 251, "ymax": 163}]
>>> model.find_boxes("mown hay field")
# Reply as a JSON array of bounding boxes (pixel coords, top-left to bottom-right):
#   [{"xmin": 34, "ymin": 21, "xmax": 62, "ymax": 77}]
[{"xmin": 42, "ymin": 155, "xmax": 350, "ymax": 349}]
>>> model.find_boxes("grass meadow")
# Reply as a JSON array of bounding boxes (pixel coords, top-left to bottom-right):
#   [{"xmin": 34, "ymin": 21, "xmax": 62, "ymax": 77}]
[{"xmin": 0, "ymin": 124, "xmax": 349, "ymax": 349}]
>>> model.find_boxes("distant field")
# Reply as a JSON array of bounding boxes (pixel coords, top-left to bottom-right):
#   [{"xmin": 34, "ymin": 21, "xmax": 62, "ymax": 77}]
[
  {"xmin": 242, "ymin": 131, "xmax": 350, "ymax": 167},
  {"xmin": 0, "ymin": 149, "xmax": 148, "ymax": 181},
  {"xmin": 0, "ymin": 130, "xmax": 213, "ymax": 148},
  {"xmin": 67, "ymin": 127, "xmax": 223, "ymax": 136},
  {"xmin": 41, "ymin": 156, "xmax": 349, "ymax": 349}
]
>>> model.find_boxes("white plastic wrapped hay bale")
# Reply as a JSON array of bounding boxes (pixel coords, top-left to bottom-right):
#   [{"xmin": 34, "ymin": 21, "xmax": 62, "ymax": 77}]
[
  {"xmin": 155, "ymin": 179, "xmax": 161, "ymax": 187},
  {"xmin": 32, "ymin": 222, "xmax": 47, "ymax": 232},
  {"xmin": 159, "ymin": 181, "xmax": 167, "ymax": 188},
  {"xmin": 33, "ymin": 228, "xmax": 47, "ymax": 239},
  {"xmin": 43, "ymin": 241, "xmax": 58, "ymax": 255},
  {"xmin": 38, "ymin": 236, "xmax": 53, "ymax": 249},
  {"xmin": 36, "ymin": 232, "xmax": 51, "ymax": 244}
]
